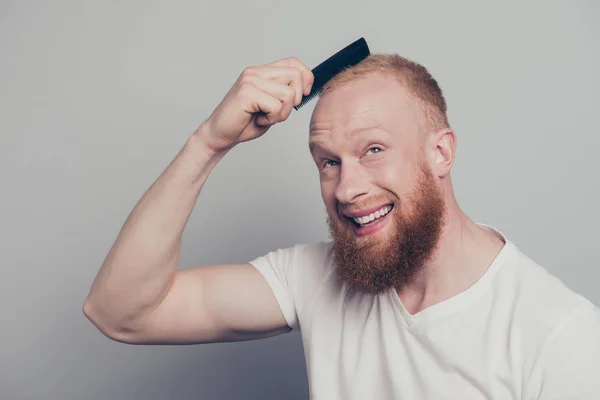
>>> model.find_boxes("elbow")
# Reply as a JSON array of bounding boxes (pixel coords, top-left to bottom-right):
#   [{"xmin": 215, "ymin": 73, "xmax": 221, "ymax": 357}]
[{"xmin": 82, "ymin": 301, "xmax": 137, "ymax": 344}]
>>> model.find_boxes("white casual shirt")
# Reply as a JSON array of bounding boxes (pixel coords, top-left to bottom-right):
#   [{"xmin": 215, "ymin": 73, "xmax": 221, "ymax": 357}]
[{"xmin": 249, "ymin": 225, "xmax": 600, "ymax": 399}]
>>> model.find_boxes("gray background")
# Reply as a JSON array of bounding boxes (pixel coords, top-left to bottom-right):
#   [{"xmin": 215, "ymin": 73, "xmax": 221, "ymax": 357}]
[{"xmin": 1, "ymin": 0, "xmax": 598, "ymax": 399}]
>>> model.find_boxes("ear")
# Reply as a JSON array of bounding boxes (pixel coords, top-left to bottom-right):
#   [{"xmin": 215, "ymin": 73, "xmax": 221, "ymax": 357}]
[{"xmin": 427, "ymin": 128, "xmax": 456, "ymax": 178}]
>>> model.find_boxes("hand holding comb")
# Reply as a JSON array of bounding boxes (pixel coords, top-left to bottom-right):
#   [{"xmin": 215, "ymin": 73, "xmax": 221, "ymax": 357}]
[{"xmin": 294, "ymin": 37, "xmax": 371, "ymax": 110}]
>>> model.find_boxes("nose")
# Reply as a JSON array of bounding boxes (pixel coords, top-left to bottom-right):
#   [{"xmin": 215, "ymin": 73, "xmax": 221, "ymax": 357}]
[{"xmin": 334, "ymin": 160, "xmax": 370, "ymax": 205}]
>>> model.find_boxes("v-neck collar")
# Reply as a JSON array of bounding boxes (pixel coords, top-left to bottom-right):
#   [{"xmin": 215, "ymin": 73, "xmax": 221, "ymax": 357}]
[{"xmin": 390, "ymin": 223, "xmax": 516, "ymax": 331}]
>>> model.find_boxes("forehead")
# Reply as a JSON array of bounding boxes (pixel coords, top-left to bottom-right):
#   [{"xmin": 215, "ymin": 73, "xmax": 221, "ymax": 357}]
[{"xmin": 309, "ymin": 73, "xmax": 418, "ymax": 144}]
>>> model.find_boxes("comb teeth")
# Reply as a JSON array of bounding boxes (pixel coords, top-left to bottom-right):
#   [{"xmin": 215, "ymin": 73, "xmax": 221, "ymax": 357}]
[
  {"xmin": 295, "ymin": 90, "xmax": 319, "ymax": 110},
  {"xmin": 294, "ymin": 37, "xmax": 370, "ymax": 111}
]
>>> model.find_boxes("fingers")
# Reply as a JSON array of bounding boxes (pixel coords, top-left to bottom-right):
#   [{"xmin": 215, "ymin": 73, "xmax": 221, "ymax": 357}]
[
  {"xmin": 234, "ymin": 56, "xmax": 314, "ymax": 128},
  {"xmin": 240, "ymin": 65, "xmax": 306, "ymax": 106},
  {"xmin": 238, "ymin": 78, "xmax": 296, "ymax": 126},
  {"xmin": 244, "ymin": 76, "xmax": 296, "ymax": 122},
  {"xmin": 266, "ymin": 57, "xmax": 315, "ymax": 96},
  {"xmin": 240, "ymin": 84, "xmax": 282, "ymax": 126}
]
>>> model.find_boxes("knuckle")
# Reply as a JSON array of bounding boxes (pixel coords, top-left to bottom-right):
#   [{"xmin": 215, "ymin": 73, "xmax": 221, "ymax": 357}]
[
  {"xmin": 238, "ymin": 81, "xmax": 254, "ymax": 93},
  {"xmin": 284, "ymin": 86, "xmax": 295, "ymax": 100},
  {"xmin": 237, "ymin": 82, "xmax": 255, "ymax": 100},
  {"xmin": 273, "ymin": 101, "xmax": 283, "ymax": 115},
  {"xmin": 293, "ymin": 67, "xmax": 303, "ymax": 79},
  {"xmin": 238, "ymin": 74, "xmax": 253, "ymax": 87},
  {"xmin": 241, "ymin": 66, "xmax": 257, "ymax": 77},
  {"xmin": 238, "ymin": 70, "xmax": 256, "ymax": 86},
  {"xmin": 283, "ymin": 103, "xmax": 293, "ymax": 116}
]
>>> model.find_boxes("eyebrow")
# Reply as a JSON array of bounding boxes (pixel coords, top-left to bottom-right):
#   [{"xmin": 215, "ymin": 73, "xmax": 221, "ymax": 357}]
[
  {"xmin": 308, "ymin": 126, "xmax": 390, "ymax": 155},
  {"xmin": 308, "ymin": 139, "xmax": 327, "ymax": 155}
]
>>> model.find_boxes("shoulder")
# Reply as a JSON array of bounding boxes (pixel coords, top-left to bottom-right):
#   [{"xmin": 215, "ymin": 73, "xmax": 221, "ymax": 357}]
[
  {"xmin": 491, "ymin": 241, "xmax": 599, "ymax": 362},
  {"xmin": 292, "ymin": 241, "xmax": 335, "ymax": 267},
  {"xmin": 496, "ymin": 241, "xmax": 594, "ymax": 329},
  {"xmin": 525, "ymin": 296, "xmax": 600, "ymax": 398},
  {"xmin": 250, "ymin": 240, "xmax": 333, "ymax": 271},
  {"xmin": 491, "ymin": 241, "xmax": 600, "ymax": 394},
  {"xmin": 286, "ymin": 241, "xmax": 336, "ymax": 289},
  {"xmin": 248, "ymin": 240, "xmax": 336, "ymax": 294}
]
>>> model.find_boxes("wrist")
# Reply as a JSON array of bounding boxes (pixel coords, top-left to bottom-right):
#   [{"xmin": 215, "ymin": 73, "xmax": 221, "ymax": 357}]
[{"xmin": 187, "ymin": 123, "xmax": 231, "ymax": 161}]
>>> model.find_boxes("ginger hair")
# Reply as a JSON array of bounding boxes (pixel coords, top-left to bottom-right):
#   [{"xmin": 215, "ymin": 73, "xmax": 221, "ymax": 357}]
[{"xmin": 320, "ymin": 53, "xmax": 450, "ymax": 132}]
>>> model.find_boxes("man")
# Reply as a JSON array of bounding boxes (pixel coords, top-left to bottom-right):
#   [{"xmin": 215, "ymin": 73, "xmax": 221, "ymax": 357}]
[{"xmin": 83, "ymin": 54, "xmax": 600, "ymax": 399}]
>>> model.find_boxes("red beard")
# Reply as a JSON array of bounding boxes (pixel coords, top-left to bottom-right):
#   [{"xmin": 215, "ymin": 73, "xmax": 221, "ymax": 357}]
[{"xmin": 327, "ymin": 161, "xmax": 447, "ymax": 295}]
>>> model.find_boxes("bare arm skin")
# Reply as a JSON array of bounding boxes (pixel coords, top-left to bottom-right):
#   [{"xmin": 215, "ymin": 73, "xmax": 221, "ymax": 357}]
[{"xmin": 83, "ymin": 57, "xmax": 313, "ymax": 344}]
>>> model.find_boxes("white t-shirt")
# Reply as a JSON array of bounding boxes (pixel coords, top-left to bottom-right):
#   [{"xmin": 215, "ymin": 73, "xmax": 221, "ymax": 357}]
[{"xmin": 249, "ymin": 225, "xmax": 600, "ymax": 399}]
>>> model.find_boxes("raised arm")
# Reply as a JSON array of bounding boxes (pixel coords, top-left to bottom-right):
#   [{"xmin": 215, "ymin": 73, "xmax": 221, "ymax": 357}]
[{"xmin": 83, "ymin": 57, "xmax": 313, "ymax": 344}]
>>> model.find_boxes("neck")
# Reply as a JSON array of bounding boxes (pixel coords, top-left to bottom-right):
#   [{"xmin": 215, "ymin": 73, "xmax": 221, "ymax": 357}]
[{"xmin": 397, "ymin": 199, "xmax": 505, "ymax": 315}]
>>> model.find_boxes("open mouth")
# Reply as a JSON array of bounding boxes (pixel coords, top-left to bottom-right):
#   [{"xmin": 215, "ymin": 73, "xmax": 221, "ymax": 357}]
[{"xmin": 346, "ymin": 204, "xmax": 394, "ymax": 228}]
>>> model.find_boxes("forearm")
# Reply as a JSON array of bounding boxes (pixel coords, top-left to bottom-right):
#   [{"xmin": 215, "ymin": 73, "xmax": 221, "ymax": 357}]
[{"xmin": 83, "ymin": 125, "xmax": 227, "ymax": 333}]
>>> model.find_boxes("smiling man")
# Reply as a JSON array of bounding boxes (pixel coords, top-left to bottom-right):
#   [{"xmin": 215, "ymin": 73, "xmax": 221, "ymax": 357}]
[
  {"xmin": 84, "ymin": 54, "xmax": 600, "ymax": 399},
  {"xmin": 311, "ymin": 63, "xmax": 464, "ymax": 298}
]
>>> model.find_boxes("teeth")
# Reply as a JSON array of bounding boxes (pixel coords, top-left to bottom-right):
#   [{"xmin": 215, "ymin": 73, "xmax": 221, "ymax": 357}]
[{"xmin": 352, "ymin": 205, "xmax": 392, "ymax": 226}]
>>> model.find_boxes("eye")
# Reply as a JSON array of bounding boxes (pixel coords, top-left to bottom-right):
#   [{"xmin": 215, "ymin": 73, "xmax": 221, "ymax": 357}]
[
  {"xmin": 322, "ymin": 160, "xmax": 339, "ymax": 168},
  {"xmin": 366, "ymin": 146, "xmax": 383, "ymax": 155}
]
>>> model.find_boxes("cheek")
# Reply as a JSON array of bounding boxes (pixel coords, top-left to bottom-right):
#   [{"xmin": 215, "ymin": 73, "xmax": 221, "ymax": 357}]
[
  {"xmin": 368, "ymin": 165, "xmax": 416, "ymax": 207},
  {"xmin": 320, "ymin": 183, "xmax": 337, "ymax": 213},
  {"xmin": 371, "ymin": 163, "xmax": 404, "ymax": 193}
]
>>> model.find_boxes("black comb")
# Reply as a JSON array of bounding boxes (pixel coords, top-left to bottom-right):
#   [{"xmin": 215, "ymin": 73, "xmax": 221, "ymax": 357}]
[{"xmin": 294, "ymin": 37, "xmax": 370, "ymax": 110}]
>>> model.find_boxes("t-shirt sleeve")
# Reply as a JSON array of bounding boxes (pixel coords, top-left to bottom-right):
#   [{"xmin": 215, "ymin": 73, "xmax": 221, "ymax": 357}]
[
  {"xmin": 248, "ymin": 245, "xmax": 300, "ymax": 330},
  {"xmin": 248, "ymin": 241, "xmax": 333, "ymax": 332},
  {"xmin": 530, "ymin": 300, "xmax": 600, "ymax": 400}
]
